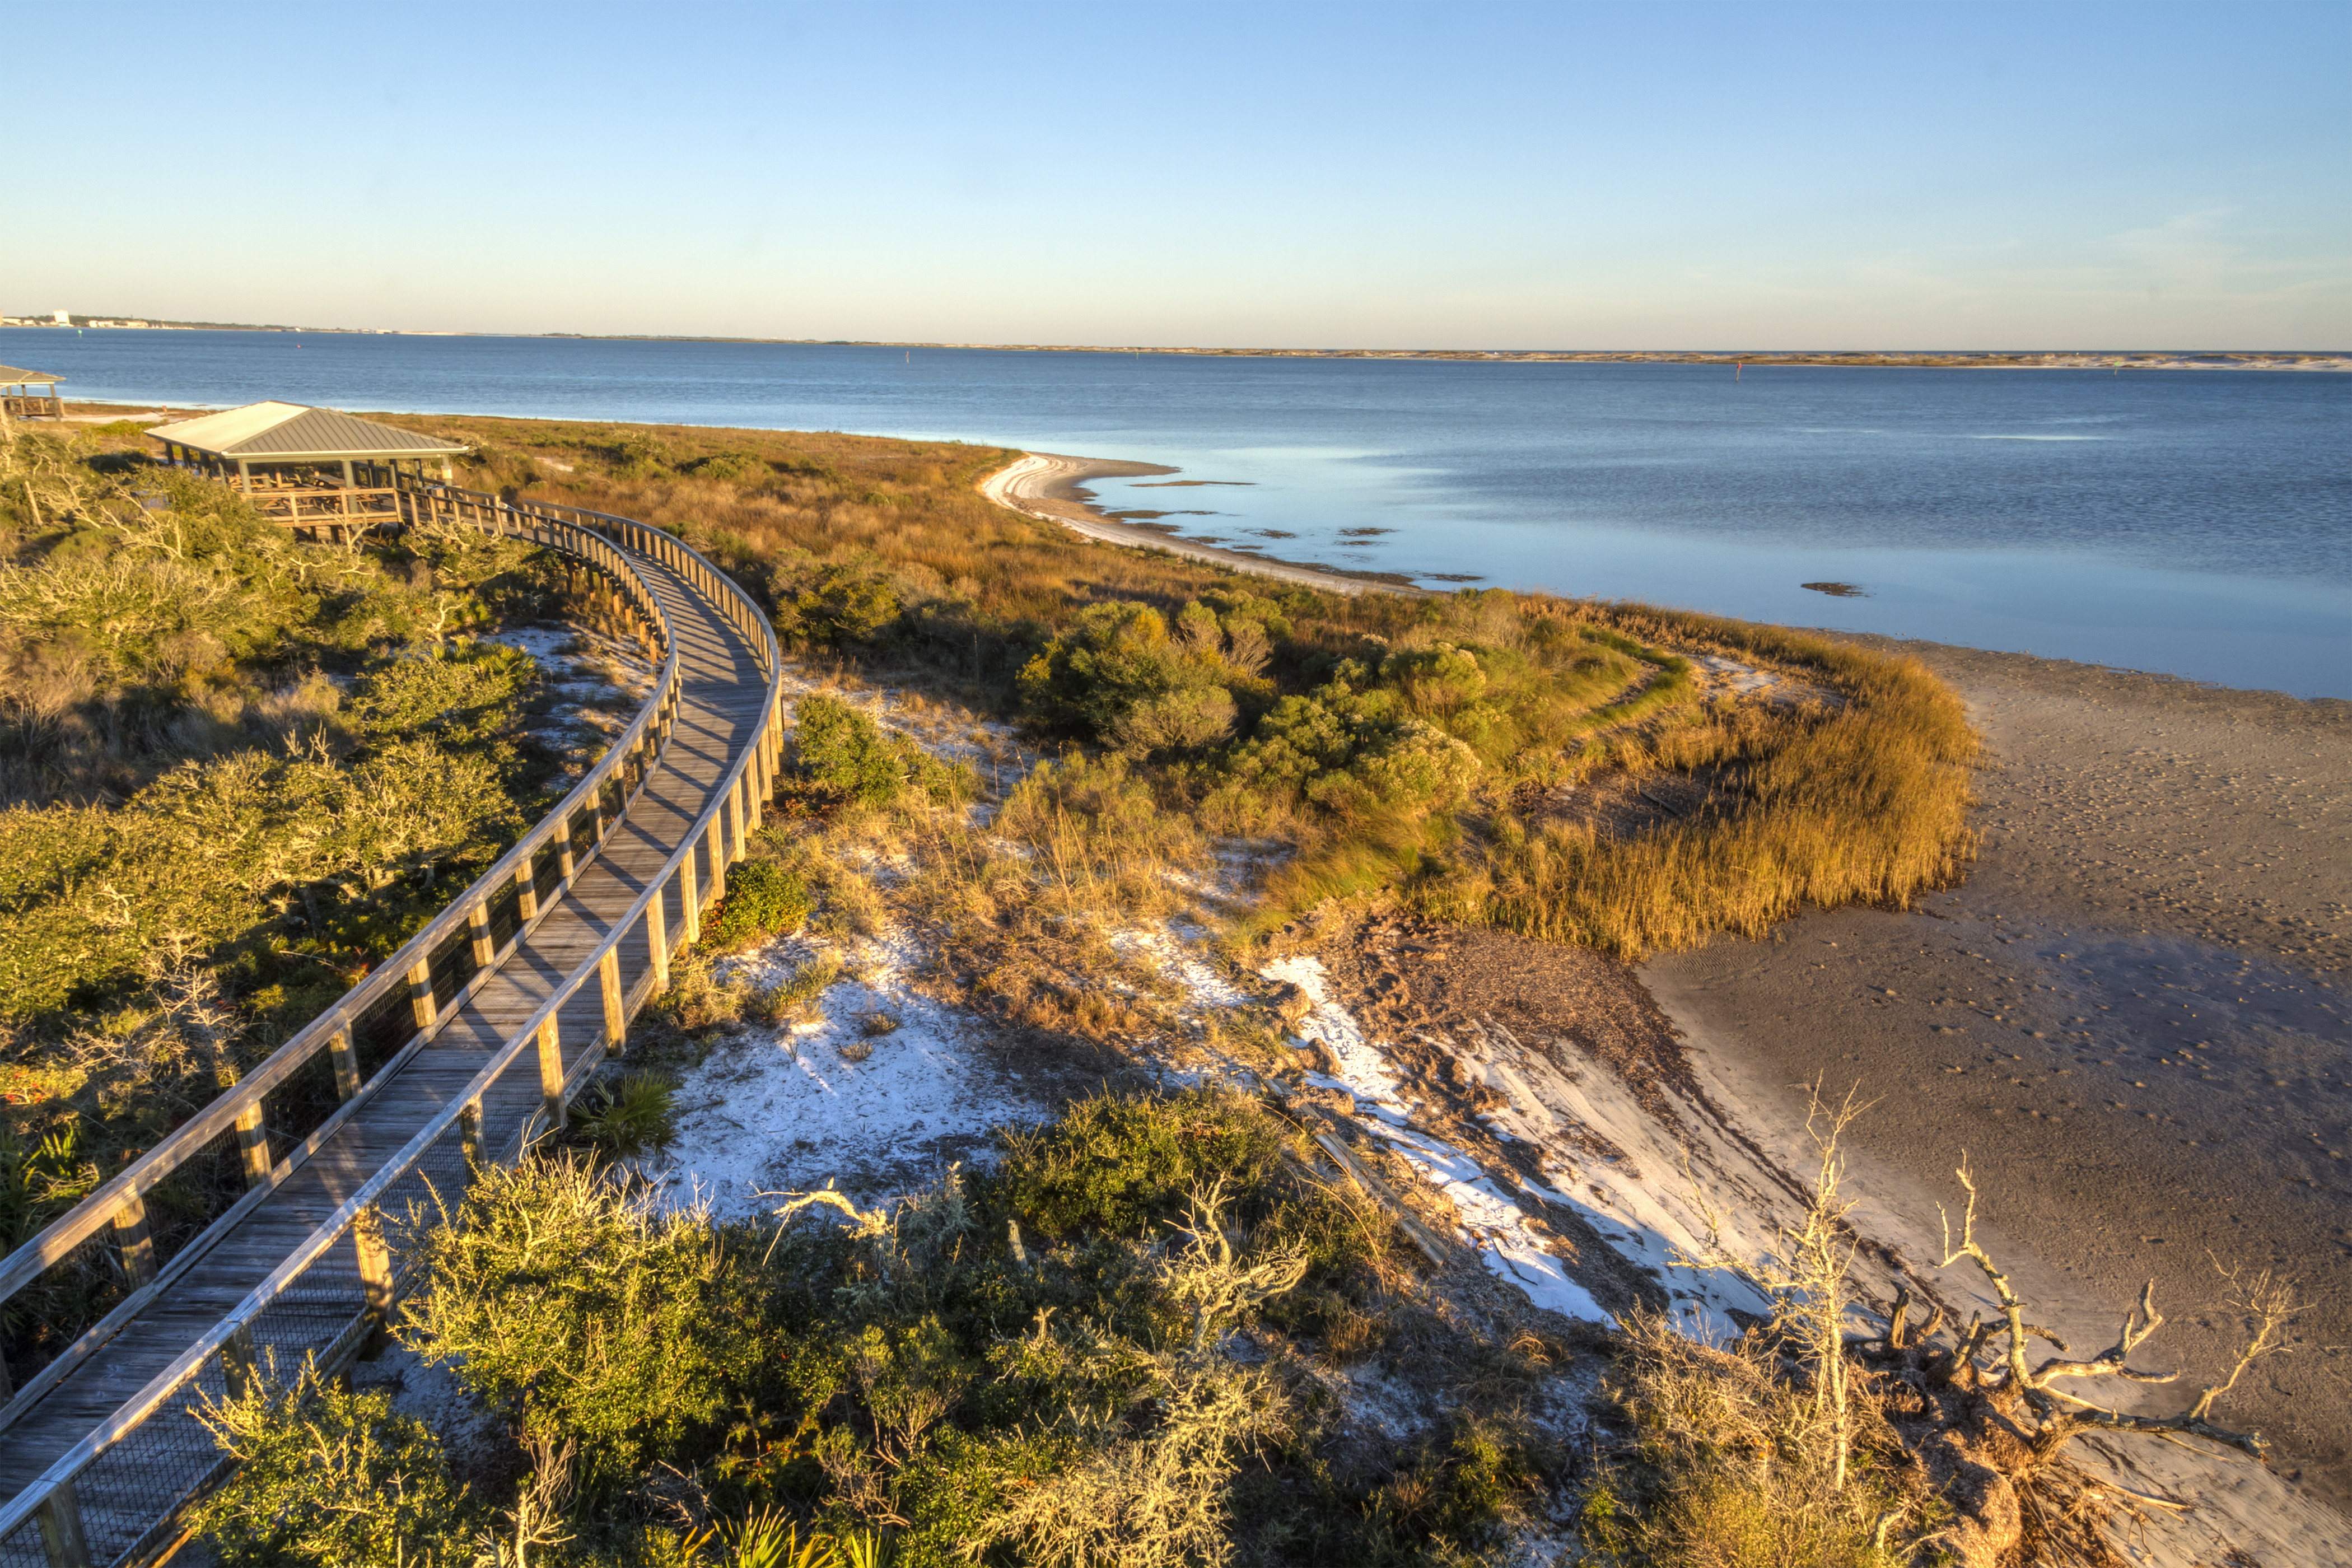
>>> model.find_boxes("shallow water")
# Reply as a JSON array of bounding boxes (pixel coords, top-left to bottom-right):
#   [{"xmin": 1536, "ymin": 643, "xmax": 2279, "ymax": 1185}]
[{"xmin": 9, "ymin": 329, "xmax": 2344, "ymax": 695}]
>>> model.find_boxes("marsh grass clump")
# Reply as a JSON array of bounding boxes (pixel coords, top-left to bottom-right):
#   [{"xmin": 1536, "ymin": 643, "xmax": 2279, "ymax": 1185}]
[{"xmin": 1578, "ymin": 1313, "xmax": 1933, "ymax": 1568}]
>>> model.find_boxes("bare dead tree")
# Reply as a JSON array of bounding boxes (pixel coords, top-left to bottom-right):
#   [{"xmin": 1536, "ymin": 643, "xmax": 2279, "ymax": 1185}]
[
  {"xmin": 1935, "ymin": 1156, "xmax": 2302, "ymax": 1464},
  {"xmin": 1675, "ymin": 1080, "xmax": 1873, "ymax": 1491}
]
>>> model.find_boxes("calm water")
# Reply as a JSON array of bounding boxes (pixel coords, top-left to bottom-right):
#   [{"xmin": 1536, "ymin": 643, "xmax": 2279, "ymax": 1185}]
[{"xmin": 8, "ymin": 328, "xmax": 2346, "ymax": 696}]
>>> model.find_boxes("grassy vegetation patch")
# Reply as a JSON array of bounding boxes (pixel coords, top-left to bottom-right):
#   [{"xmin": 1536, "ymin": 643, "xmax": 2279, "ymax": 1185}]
[{"xmin": 185, "ymin": 1086, "xmax": 1595, "ymax": 1565}]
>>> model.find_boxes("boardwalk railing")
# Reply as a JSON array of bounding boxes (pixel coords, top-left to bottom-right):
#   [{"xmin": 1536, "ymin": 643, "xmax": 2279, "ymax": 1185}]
[{"xmin": 0, "ymin": 482, "xmax": 786, "ymax": 1568}]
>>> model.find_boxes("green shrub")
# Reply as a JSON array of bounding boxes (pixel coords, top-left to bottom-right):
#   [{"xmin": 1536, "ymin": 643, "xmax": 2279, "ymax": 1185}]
[
  {"xmin": 788, "ymin": 696, "xmax": 964, "ymax": 810},
  {"xmin": 401, "ymin": 1155, "xmax": 781, "ymax": 1496},
  {"xmin": 1016, "ymin": 600, "xmax": 1230, "ymax": 745},
  {"xmin": 778, "ymin": 562, "xmax": 902, "ymax": 645},
  {"xmin": 687, "ymin": 450, "xmax": 773, "ymax": 484},
  {"xmin": 986, "ymin": 1088, "xmax": 1294, "ymax": 1240},
  {"xmin": 190, "ymin": 1358, "xmax": 472, "ymax": 1566},
  {"xmin": 707, "ymin": 859, "xmax": 813, "ymax": 950}
]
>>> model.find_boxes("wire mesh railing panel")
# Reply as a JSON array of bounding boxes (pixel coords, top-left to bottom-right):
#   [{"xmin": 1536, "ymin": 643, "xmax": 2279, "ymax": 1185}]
[
  {"xmin": 424, "ymin": 925, "xmax": 477, "ymax": 1012},
  {"xmin": 256, "ymin": 1052, "xmax": 342, "ymax": 1172},
  {"xmin": 530, "ymin": 842, "xmax": 563, "ymax": 904},
  {"xmin": 0, "ymin": 1228, "xmax": 120, "ymax": 1389},
  {"xmin": 60, "ymin": 1351, "xmax": 232, "ymax": 1567},
  {"xmin": 485, "ymin": 879, "xmax": 525, "ymax": 953},
  {"xmin": 351, "ymin": 990, "xmax": 413, "ymax": 1080},
  {"xmin": 139, "ymin": 1136, "xmax": 248, "ymax": 1278}
]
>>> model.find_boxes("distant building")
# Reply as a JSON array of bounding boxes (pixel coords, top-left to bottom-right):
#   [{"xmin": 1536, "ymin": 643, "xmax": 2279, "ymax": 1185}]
[{"xmin": 49, "ymin": 310, "xmax": 69, "ymax": 326}]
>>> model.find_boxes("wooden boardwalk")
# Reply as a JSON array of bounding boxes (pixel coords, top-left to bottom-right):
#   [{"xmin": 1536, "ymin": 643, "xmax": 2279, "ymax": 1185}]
[{"xmin": 0, "ymin": 541, "xmax": 770, "ymax": 1564}]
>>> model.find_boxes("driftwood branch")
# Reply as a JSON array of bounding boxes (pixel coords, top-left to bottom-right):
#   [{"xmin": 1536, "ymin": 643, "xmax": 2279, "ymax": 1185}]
[{"xmin": 1934, "ymin": 1156, "xmax": 2300, "ymax": 1464}]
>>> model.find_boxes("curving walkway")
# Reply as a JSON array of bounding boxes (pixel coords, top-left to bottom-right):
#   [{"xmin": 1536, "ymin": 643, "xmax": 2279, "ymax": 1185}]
[{"xmin": 0, "ymin": 533, "xmax": 775, "ymax": 1568}]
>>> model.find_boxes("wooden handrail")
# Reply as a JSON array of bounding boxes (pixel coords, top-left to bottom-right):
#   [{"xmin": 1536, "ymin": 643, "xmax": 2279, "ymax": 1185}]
[
  {"xmin": 0, "ymin": 492, "xmax": 786, "ymax": 1558},
  {"xmin": 0, "ymin": 487, "xmax": 682, "ymax": 1313}
]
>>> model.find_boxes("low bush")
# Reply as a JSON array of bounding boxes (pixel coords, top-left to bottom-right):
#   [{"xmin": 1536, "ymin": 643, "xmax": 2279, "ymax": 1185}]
[
  {"xmin": 986, "ymin": 1086, "xmax": 1295, "ymax": 1240},
  {"xmin": 401, "ymin": 1156, "xmax": 784, "ymax": 1498},
  {"xmin": 706, "ymin": 860, "xmax": 813, "ymax": 951},
  {"xmin": 190, "ymin": 1358, "xmax": 472, "ymax": 1567},
  {"xmin": 788, "ymin": 694, "xmax": 967, "ymax": 811}
]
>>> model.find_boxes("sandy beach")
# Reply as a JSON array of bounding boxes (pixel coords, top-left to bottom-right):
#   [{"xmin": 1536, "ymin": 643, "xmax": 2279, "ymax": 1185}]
[
  {"xmin": 1649, "ymin": 643, "xmax": 2351, "ymax": 1509},
  {"xmin": 978, "ymin": 452, "xmax": 1426, "ymax": 595}
]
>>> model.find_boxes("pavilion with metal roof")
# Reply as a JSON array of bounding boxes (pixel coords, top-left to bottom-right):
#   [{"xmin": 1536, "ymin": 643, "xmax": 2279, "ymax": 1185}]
[
  {"xmin": 150, "ymin": 402, "xmax": 471, "ymax": 540},
  {"xmin": 0, "ymin": 365, "xmax": 64, "ymax": 421}
]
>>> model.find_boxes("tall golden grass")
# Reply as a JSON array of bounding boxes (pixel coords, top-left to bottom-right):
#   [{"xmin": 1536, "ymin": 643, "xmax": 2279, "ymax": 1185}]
[{"xmin": 1424, "ymin": 619, "xmax": 1978, "ymax": 957}]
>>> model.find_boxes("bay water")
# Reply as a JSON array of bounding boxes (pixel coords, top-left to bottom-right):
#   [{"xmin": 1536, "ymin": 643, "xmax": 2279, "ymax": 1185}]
[{"xmin": 7, "ymin": 329, "xmax": 2343, "ymax": 696}]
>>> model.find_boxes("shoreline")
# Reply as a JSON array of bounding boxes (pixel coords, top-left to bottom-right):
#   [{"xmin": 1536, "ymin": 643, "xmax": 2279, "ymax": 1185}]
[
  {"xmin": 11, "ymin": 328, "xmax": 2346, "ymax": 371},
  {"xmin": 977, "ymin": 451, "xmax": 1431, "ymax": 598}
]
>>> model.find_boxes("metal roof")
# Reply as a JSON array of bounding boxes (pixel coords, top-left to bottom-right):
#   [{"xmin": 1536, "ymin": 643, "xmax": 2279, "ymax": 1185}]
[
  {"xmin": 0, "ymin": 365, "xmax": 63, "ymax": 385},
  {"xmin": 148, "ymin": 401, "xmax": 469, "ymax": 460}
]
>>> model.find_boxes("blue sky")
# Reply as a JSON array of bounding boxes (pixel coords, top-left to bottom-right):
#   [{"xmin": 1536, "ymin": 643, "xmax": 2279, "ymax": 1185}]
[{"xmin": 8, "ymin": 1, "xmax": 2344, "ymax": 347}]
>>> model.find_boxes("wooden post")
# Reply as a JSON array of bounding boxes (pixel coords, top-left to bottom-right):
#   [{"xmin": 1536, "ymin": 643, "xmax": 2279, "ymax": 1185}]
[
  {"xmin": 599, "ymin": 948, "xmax": 626, "ymax": 1055},
  {"xmin": 353, "ymin": 1206, "xmax": 395, "ymax": 1348},
  {"xmin": 536, "ymin": 1016, "xmax": 566, "ymax": 1129},
  {"xmin": 114, "ymin": 1192, "xmax": 156, "ymax": 1287},
  {"xmin": 744, "ymin": 746, "xmax": 766, "ymax": 833},
  {"xmin": 36, "ymin": 1479, "xmax": 92, "ymax": 1568},
  {"xmin": 235, "ymin": 1100, "xmax": 272, "ymax": 1187},
  {"xmin": 680, "ymin": 851, "xmax": 701, "ymax": 944},
  {"xmin": 727, "ymin": 777, "xmax": 746, "ymax": 865},
  {"xmin": 467, "ymin": 900, "xmax": 494, "ymax": 969},
  {"xmin": 704, "ymin": 819, "xmax": 726, "ymax": 905},
  {"xmin": 330, "ymin": 1028, "xmax": 361, "ymax": 1102},
  {"xmin": 220, "ymin": 1322, "xmax": 260, "ymax": 1400},
  {"xmin": 460, "ymin": 1099, "xmax": 483, "ymax": 1168},
  {"xmin": 408, "ymin": 960, "xmax": 436, "ymax": 1032},
  {"xmin": 515, "ymin": 862, "xmax": 539, "ymax": 923},
  {"xmin": 646, "ymin": 889, "xmax": 669, "ymax": 992},
  {"xmin": 556, "ymin": 816, "xmax": 576, "ymax": 881}
]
